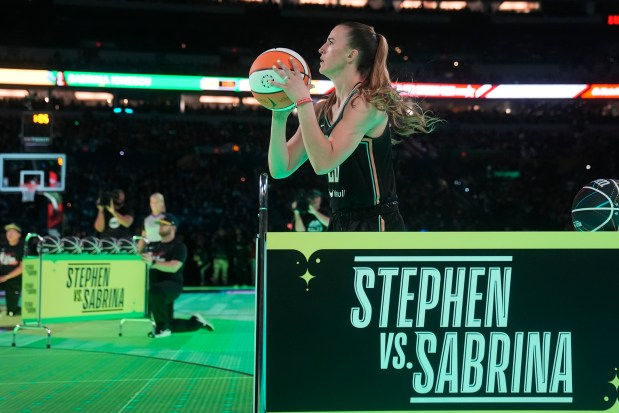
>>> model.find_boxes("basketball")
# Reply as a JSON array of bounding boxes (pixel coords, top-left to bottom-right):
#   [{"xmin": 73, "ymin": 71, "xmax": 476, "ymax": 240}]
[
  {"xmin": 117, "ymin": 237, "xmax": 138, "ymax": 254},
  {"xmin": 39, "ymin": 235, "xmax": 63, "ymax": 254},
  {"xmin": 248, "ymin": 48, "xmax": 311, "ymax": 111},
  {"xmin": 81, "ymin": 236, "xmax": 102, "ymax": 254},
  {"xmin": 100, "ymin": 237, "xmax": 120, "ymax": 254},
  {"xmin": 62, "ymin": 236, "xmax": 83, "ymax": 254},
  {"xmin": 571, "ymin": 179, "xmax": 619, "ymax": 231}
]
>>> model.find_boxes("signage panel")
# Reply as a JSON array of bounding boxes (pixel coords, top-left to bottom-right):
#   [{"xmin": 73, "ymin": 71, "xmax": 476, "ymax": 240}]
[
  {"xmin": 265, "ymin": 232, "xmax": 619, "ymax": 413},
  {"xmin": 22, "ymin": 254, "xmax": 147, "ymax": 323}
]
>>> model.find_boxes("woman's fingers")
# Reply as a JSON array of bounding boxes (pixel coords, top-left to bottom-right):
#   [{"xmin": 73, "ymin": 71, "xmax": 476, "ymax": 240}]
[
  {"xmin": 270, "ymin": 63, "xmax": 289, "ymax": 87},
  {"xmin": 290, "ymin": 58, "xmax": 303, "ymax": 74},
  {"xmin": 270, "ymin": 57, "xmax": 305, "ymax": 88},
  {"xmin": 278, "ymin": 59, "xmax": 294, "ymax": 77}
]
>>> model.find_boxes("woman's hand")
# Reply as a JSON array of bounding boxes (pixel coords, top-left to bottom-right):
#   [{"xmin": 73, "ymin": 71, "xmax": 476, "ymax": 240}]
[{"xmin": 270, "ymin": 58, "xmax": 312, "ymax": 103}]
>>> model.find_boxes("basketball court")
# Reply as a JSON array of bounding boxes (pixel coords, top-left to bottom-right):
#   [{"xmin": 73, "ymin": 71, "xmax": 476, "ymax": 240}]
[
  {"xmin": 0, "ymin": 290, "xmax": 255, "ymax": 413},
  {"xmin": 0, "ymin": 152, "xmax": 257, "ymax": 412}
]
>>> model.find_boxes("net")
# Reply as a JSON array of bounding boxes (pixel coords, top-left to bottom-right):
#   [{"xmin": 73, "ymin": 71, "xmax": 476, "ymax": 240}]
[{"xmin": 21, "ymin": 182, "xmax": 37, "ymax": 203}]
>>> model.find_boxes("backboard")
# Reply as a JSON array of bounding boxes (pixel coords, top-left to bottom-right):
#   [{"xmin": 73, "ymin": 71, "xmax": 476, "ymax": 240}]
[{"xmin": 0, "ymin": 153, "xmax": 66, "ymax": 192}]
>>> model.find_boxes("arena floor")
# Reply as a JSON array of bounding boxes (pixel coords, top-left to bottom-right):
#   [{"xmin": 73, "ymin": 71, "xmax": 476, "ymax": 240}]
[{"xmin": 0, "ymin": 290, "xmax": 255, "ymax": 413}]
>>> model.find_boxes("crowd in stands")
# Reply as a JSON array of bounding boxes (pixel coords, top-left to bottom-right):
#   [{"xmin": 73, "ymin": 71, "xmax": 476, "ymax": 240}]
[{"xmin": 1, "ymin": 98, "xmax": 618, "ymax": 287}]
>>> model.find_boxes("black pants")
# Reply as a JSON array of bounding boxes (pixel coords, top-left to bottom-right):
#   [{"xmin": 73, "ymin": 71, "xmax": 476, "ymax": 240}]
[
  {"xmin": 148, "ymin": 280, "xmax": 202, "ymax": 332},
  {"xmin": 2, "ymin": 277, "xmax": 22, "ymax": 314},
  {"xmin": 328, "ymin": 201, "xmax": 404, "ymax": 232}
]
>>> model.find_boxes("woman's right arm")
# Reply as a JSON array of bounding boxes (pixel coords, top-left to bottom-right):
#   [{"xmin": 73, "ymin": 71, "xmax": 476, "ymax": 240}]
[
  {"xmin": 269, "ymin": 100, "xmax": 326, "ymax": 179},
  {"xmin": 268, "ymin": 110, "xmax": 309, "ymax": 179}
]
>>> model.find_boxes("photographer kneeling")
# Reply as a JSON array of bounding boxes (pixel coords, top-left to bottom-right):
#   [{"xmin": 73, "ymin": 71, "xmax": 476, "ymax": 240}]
[{"xmin": 94, "ymin": 188, "xmax": 134, "ymax": 239}]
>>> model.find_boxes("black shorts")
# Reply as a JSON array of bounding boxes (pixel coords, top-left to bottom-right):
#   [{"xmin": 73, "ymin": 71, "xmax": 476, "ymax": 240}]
[{"xmin": 328, "ymin": 201, "xmax": 404, "ymax": 232}]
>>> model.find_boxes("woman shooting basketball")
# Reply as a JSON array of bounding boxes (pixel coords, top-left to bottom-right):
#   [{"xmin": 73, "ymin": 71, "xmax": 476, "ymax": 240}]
[{"xmin": 269, "ymin": 21, "xmax": 440, "ymax": 231}]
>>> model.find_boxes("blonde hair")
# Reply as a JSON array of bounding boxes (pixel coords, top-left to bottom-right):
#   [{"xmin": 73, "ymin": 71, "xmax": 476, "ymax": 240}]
[
  {"xmin": 150, "ymin": 192, "xmax": 166, "ymax": 213},
  {"xmin": 319, "ymin": 22, "xmax": 441, "ymax": 142}
]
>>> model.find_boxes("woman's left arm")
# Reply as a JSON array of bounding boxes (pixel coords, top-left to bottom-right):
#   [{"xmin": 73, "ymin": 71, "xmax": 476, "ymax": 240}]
[
  {"xmin": 296, "ymin": 99, "xmax": 382, "ymax": 174},
  {"xmin": 271, "ymin": 59, "xmax": 383, "ymax": 175}
]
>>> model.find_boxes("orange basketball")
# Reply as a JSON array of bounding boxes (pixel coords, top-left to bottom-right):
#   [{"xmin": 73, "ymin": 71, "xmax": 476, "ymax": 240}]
[{"xmin": 248, "ymin": 48, "xmax": 311, "ymax": 111}]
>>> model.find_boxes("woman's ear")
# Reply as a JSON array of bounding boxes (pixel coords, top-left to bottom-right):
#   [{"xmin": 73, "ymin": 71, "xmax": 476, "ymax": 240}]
[{"xmin": 347, "ymin": 49, "xmax": 359, "ymax": 63}]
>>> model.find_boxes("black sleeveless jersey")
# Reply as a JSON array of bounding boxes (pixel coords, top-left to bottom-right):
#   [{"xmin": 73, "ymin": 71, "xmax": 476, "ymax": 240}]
[{"xmin": 319, "ymin": 90, "xmax": 398, "ymax": 212}]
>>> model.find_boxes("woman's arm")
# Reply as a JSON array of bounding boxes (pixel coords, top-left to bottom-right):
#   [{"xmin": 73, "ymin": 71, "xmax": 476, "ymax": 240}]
[
  {"xmin": 296, "ymin": 97, "xmax": 385, "ymax": 174},
  {"xmin": 271, "ymin": 59, "xmax": 385, "ymax": 175},
  {"xmin": 268, "ymin": 111, "xmax": 308, "ymax": 179}
]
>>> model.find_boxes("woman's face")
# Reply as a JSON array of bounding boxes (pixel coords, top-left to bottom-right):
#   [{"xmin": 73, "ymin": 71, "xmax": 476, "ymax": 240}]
[{"xmin": 318, "ymin": 25, "xmax": 352, "ymax": 76}]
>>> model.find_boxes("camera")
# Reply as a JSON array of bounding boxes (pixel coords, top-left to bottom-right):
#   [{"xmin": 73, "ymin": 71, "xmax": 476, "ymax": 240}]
[
  {"xmin": 98, "ymin": 189, "xmax": 120, "ymax": 206},
  {"xmin": 295, "ymin": 191, "xmax": 309, "ymax": 213}
]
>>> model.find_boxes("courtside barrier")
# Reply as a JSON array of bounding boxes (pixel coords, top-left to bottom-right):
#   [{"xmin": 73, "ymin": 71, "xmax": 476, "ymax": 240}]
[
  {"xmin": 259, "ymin": 231, "xmax": 619, "ymax": 413},
  {"xmin": 13, "ymin": 233, "xmax": 52, "ymax": 348},
  {"xmin": 20, "ymin": 254, "xmax": 147, "ymax": 324}
]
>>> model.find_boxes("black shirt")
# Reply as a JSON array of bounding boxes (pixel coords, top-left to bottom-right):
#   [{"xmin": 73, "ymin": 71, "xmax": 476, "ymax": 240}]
[
  {"xmin": 299, "ymin": 211, "xmax": 327, "ymax": 232},
  {"xmin": 146, "ymin": 238, "xmax": 187, "ymax": 285},
  {"xmin": 100, "ymin": 203, "xmax": 134, "ymax": 239},
  {"xmin": 0, "ymin": 241, "xmax": 24, "ymax": 276}
]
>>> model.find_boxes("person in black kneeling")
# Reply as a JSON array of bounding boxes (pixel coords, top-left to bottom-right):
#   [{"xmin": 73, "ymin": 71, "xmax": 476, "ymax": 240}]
[
  {"xmin": 0, "ymin": 223, "xmax": 24, "ymax": 317},
  {"xmin": 141, "ymin": 213, "xmax": 214, "ymax": 338}
]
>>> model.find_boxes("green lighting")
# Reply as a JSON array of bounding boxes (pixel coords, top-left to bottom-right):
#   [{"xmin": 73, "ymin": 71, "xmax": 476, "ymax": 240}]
[
  {"xmin": 63, "ymin": 71, "xmax": 244, "ymax": 91},
  {"xmin": 493, "ymin": 170, "xmax": 521, "ymax": 179}
]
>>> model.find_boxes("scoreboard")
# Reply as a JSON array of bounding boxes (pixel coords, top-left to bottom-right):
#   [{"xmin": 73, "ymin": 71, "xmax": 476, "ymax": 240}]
[
  {"xmin": 22, "ymin": 111, "xmax": 52, "ymax": 137},
  {"xmin": 21, "ymin": 111, "xmax": 53, "ymax": 149}
]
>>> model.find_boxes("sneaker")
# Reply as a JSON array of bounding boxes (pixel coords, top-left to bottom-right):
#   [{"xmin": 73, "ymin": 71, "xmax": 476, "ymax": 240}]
[
  {"xmin": 192, "ymin": 313, "xmax": 215, "ymax": 331},
  {"xmin": 148, "ymin": 329, "xmax": 172, "ymax": 338},
  {"xmin": 8, "ymin": 310, "xmax": 20, "ymax": 317}
]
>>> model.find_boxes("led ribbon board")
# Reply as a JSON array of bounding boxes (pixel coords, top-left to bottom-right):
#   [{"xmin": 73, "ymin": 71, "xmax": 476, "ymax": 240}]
[
  {"xmin": 62, "ymin": 71, "xmax": 243, "ymax": 91},
  {"xmin": 1, "ymin": 68, "xmax": 618, "ymax": 98},
  {"xmin": 264, "ymin": 232, "xmax": 619, "ymax": 413}
]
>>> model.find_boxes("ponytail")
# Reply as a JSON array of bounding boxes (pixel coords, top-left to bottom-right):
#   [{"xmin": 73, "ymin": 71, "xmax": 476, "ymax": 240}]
[{"xmin": 322, "ymin": 22, "xmax": 442, "ymax": 140}]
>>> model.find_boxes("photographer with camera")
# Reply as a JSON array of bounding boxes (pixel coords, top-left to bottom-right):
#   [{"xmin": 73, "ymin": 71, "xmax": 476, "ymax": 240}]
[
  {"xmin": 292, "ymin": 189, "xmax": 330, "ymax": 232},
  {"xmin": 94, "ymin": 188, "xmax": 134, "ymax": 239}
]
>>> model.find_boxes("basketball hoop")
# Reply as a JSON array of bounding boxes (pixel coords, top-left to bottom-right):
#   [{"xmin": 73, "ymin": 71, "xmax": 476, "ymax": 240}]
[{"xmin": 21, "ymin": 182, "xmax": 37, "ymax": 203}]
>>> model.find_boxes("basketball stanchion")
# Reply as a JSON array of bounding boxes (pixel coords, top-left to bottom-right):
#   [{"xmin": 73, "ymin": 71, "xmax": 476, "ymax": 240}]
[
  {"xmin": 253, "ymin": 172, "xmax": 268, "ymax": 413},
  {"xmin": 118, "ymin": 236, "xmax": 156, "ymax": 337},
  {"xmin": 12, "ymin": 233, "xmax": 52, "ymax": 349}
]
